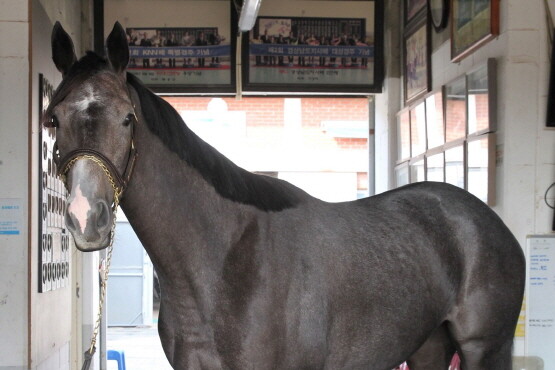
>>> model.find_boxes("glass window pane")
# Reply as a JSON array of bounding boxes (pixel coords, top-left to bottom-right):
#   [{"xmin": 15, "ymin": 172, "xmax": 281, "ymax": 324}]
[
  {"xmin": 425, "ymin": 91, "xmax": 445, "ymax": 149},
  {"xmin": 410, "ymin": 158, "xmax": 425, "ymax": 183},
  {"xmin": 410, "ymin": 102, "xmax": 426, "ymax": 156},
  {"xmin": 445, "ymin": 77, "xmax": 466, "ymax": 143},
  {"xmin": 467, "ymin": 65, "xmax": 490, "ymax": 135},
  {"xmin": 467, "ymin": 136, "xmax": 490, "ymax": 203},
  {"xmin": 395, "ymin": 162, "xmax": 410, "ymax": 187},
  {"xmin": 397, "ymin": 110, "xmax": 411, "ymax": 160},
  {"xmin": 426, "ymin": 152, "xmax": 444, "ymax": 182},
  {"xmin": 445, "ymin": 145, "xmax": 464, "ymax": 189}
]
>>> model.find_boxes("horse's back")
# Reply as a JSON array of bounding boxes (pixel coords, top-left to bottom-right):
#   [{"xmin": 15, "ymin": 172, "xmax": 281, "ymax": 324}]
[{"xmin": 287, "ymin": 181, "xmax": 525, "ymax": 369}]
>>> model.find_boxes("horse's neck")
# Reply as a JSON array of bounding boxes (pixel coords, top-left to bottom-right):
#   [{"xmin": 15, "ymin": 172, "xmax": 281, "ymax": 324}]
[{"xmin": 119, "ymin": 110, "xmax": 252, "ymax": 314}]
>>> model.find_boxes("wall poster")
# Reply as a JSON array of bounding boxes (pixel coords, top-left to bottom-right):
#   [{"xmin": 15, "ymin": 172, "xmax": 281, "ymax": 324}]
[
  {"xmin": 125, "ymin": 2, "xmax": 236, "ymax": 93},
  {"xmin": 242, "ymin": 0, "xmax": 384, "ymax": 94}
]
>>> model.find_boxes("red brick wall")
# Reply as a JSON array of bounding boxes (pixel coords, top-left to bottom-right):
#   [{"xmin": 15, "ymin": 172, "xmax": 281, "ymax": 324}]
[{"xmin": 163, "ymin": 97, "xmax": 369, "ymax": 151}]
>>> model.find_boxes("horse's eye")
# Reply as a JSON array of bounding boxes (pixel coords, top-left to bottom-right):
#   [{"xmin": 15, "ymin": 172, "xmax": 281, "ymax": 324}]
[
  {"xmin": 123, "ymin": 113, "xmax": 134, "ymax": 126},
  {"xmin": 50, "ymin": 115, "xmax": 59, "ymax": 128}
]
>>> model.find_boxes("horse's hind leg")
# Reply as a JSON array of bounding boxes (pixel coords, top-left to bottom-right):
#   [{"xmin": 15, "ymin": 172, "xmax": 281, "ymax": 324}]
[
  {"xmin": 453, "ymin": 336, "xmax": 513, "ymax": 370},
  {"xmin": 407, "ymin": 323, "xmax": 455, "ymax": 370},
  {"xmin": 446, "ymin": 281, "xmax": 522, "ymax": 370}
]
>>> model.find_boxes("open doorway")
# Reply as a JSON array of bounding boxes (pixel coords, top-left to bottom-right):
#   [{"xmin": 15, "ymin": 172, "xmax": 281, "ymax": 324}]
[{"xmin": 106, "ymin": 96, "xmax": 370, "ymax": 369}]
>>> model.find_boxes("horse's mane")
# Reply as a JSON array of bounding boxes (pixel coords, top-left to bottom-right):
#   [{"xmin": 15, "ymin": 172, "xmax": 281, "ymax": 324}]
[
  {"xmin": 45, "ymin": 51, "xmax": 301, "ymax": 211},
  {"xmin": 126, "ymin": 72, "xmax": 303, "ymax": 212}
]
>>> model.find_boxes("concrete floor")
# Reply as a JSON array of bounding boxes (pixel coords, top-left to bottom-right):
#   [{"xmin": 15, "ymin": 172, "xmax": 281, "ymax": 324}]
[
  {"xmin": 107, "ymin": 307, "xmax": 173, "ymax": 370},
  {"xmin": 107, "ymin": 325, "xmax": 173, "ymax": 370}
]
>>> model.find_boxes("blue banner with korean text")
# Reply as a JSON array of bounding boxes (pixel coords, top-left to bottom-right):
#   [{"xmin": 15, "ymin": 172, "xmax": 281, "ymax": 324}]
[
  {"xmin": 126, "ymin": 26, "xmax": 232, "ymax": 88},
  {"xmin": 130, "ymin": 45, "xmax": 231, "ymax": 58},
  {"xmin": 249, "ymin": 44, "xmax": 374, "ymax": 58},
  {"xmin": 246, "ymin": 13, "xmax": 379, "ymax": 89}
]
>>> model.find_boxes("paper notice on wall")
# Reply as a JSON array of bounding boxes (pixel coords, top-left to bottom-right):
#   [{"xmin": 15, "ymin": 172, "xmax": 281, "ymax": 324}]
[
  {"xmin": 0, "ymin": 198, "xmax": 22, "ymax": 235},
  {"xmin": 526, "ymin": 235, "xmax": 555, "ymax": 367}
]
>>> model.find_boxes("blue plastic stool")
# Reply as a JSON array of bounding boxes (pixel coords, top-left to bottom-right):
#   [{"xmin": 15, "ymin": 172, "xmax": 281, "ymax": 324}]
[{"xmin": 107, "ymin": 349, "xmax": 126, "ymax": 370}]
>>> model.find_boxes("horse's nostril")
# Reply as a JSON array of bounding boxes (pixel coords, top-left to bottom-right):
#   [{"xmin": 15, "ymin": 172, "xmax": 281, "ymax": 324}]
[
  {"xmin": 65, "ymin": 210, "xmax": 77, "ymax": 232},
  {"xmin": 96, "ymin": 200, "xmax": 111, "ymax": 230}
]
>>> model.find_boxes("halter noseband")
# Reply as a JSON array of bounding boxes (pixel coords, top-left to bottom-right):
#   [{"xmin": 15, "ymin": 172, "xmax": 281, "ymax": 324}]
[{"xmin": 54, "ymin": 110, "xmax": 138, "ymax": 206}]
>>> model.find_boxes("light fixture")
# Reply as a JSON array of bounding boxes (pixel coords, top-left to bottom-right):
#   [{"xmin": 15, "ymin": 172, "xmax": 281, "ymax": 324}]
[{"xmin": 238, "ymin": 0, "xmax": 262, "ymax": 32}]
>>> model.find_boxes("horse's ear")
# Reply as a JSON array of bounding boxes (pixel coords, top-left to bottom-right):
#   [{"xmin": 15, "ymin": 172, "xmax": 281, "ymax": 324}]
[
  {"xmin": 106, "ymin": 22, "xmax": 129, "ymax": 76},
  {"xmin": 51, "ymin": 21, "xmax": 77, "ymax": 76}
]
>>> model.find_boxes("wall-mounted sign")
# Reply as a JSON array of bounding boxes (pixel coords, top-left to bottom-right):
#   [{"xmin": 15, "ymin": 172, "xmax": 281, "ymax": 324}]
[
  {"xmin": 39, "ymin": 74, "xmax": 70, "ymax": 293},
  {"xmin": 0, "ymin": 199, "xmax": 22, "ymax": 236},
  {"xmin": 242, "ymin": 0, "xmax": 384, "ymax": 94},
  {"xmin": 124, "ymin": 0, "xmax": 236, "ymax": 94}
]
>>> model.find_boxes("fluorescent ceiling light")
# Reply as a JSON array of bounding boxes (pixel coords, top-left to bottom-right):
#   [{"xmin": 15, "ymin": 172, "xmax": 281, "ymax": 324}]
[{"xmin": 238, "ymin": 0, "xmax": 262, "ymax": 32}]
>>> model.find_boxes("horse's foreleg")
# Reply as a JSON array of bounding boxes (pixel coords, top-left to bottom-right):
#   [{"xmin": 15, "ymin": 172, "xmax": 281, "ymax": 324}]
[{"xmin": 406, "ymin": 323, "xmax": 455, "ymax": 370}]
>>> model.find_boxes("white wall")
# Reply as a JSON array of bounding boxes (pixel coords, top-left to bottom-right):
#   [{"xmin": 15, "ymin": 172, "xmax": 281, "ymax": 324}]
[
  {"xmin": 384, "ymin": 0, "xmax": 555, "ymax": 356},
  {"xmin": 0, "ymin": 1, "xmax": 30, "ymax": 367},
  {"xmin": 0, "ymin": 1, "xmax": 93, "ymax": 368},
  {"xmin": 375, "ymin": 0, "xmax": 401, "ymax": 193},
  {"xmin": 29, "ymin": 2, "xmax": 95, "ymax": 368},
  {"xmin": 427, "ymin": 2, "xmax": 555, "ymax": 242}
]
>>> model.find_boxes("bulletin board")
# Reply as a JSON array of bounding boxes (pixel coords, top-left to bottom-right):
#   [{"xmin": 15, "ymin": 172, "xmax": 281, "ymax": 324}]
[
  {"xmin": 526, "ymin": 235, "xmax": 555, "ymax": 368},
  {"xmin": 38, "ymin": 74, "xmax": 71, "ymax": 293}
]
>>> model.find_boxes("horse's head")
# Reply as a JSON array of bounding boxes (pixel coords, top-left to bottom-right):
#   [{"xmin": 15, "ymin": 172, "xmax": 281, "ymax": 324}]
[{"xmin": 46, "ymin": 22, "xmax": 136, "ymax": 251}]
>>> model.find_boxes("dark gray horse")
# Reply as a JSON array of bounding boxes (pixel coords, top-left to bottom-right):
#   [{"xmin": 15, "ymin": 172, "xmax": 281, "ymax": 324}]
[{"xmin": 47, "ymin": 22, "xmax": 525, "ymax": 370}]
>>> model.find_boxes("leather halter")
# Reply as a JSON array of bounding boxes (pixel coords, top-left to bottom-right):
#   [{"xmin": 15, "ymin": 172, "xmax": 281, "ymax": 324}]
[{"xmin": 54, "ymin": 109, "xmax": 138, "ymax": 201}]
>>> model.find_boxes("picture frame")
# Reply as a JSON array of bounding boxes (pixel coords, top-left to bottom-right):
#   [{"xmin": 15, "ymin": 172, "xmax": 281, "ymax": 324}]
[
  {"xmin": 404, "ymin": 12, "xmax": 431, "ymax": 104},
  {"xmin": 451, "ymin": 0, "xmax": 500, "ymax": 62},
  {"xmin": 466, "ymin": 133, "xmax": 496, "ymax": 205},
  {"xmin": 406, "ymin": 0, "xmax": 427, "ymax": 24},
  {"xmin": 467, "ymin": 58, "xmax": 497, "ymax": 136},
  {"xmin": 125, "ymin": 1, "xmax": 237, "ymax": 94},
  {"xmin": 241, "ymin": 0, "xmax": 385, "ymax": 95},
  {"xmin": 547, "ymin": 28, "xmax": 555, "ymax": 127}
]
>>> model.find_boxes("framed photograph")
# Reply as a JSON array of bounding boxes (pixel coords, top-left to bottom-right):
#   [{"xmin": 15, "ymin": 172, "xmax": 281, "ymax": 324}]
[
  {"xmin": 547, "ymin": 29, "xmax": 555, "ymax": 127},
  {"xmin": 410, "ymin": 155, "xmax": 426, "ymax": 183},
  {"xmin": 404, "ymin": 12, "xmax": 431, "ymax": 104},
  {"xmin": 466, "ymin": 133, "xmax": 496, "ymax": 205},
  {"xmin": 125, "ymin": 1, "xmax": 236, "ymax": 93},
  {"xmin": 241, "ymin": 1, "xmax": 384, "ymax": 94},
  {"xmin": 395, "ymin": 161, "xmax": 411, "ymax": 187},
  {"xmin": 429, "ymin": 0, "xmax": 449, "ymax": 31},
  {"xmin": 410, "ymin": 101, "xmax": 427, "ymax": 156},
  {"xmin": 397, "ymin": 108, "xmax": 411, "ymax": 162},
  {"xmin": 467, "ymin": 58, "xmax": 496, "ymax": 136},
  {"xmin": 445, "ymin": 76, "xmax": 466, "ymax": 143},
  {"xmin": 451, "ymin": 0, "xmax": 500, "ymax": 62},
  {"xmin": 406, "ymin": 0, "xmax": 427, "ymax": 24},
  {"xmin": 425, "ymin": 89, "xmax": 445, "ymax": 149},
  {"xmin": 445, "ymin": 142, "xmax": 465, "ymax": 189}
]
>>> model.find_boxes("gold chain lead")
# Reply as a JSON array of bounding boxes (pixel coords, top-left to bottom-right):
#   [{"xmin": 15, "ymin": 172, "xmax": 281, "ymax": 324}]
[{"xmin": 62, "ymin": 154, "xmax": 122, "ymax": 357}]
